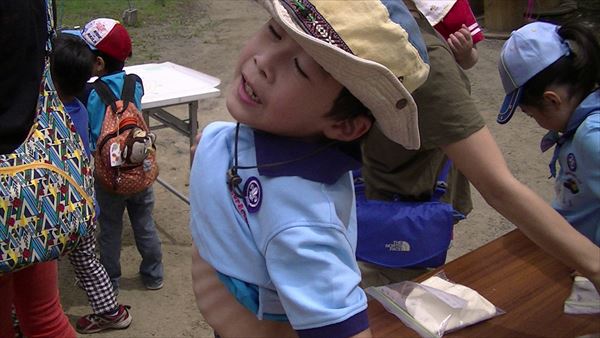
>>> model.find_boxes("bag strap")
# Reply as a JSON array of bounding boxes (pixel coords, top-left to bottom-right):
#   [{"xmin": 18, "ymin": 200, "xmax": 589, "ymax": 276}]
[
  {"xmin": 431, "ymin": 158, "xmax": 452, "ymax": 201},
  {"xmin": 354, "ymin": 159, "xmax": 453, "ymax": 202},
  {"xmin": 121, "ymin": 73, "xmax": 143, "ymax": 109},
  {"xmin": 92, "ymin": 78, "xmax": 119, "ymax": 114}
]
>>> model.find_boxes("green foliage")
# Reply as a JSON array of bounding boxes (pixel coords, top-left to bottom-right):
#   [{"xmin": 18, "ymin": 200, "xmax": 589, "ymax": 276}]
[
  {"xmin": 54, "ymin": 0, "xmax": 209, "ymax": 62},
  {"xmin": 56, "ymin": 0, "xmax": 181, "ymax": 29}
]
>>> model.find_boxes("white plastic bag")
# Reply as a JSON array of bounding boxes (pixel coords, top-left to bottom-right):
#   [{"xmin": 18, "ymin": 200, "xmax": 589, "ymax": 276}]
[{"xmin": 366, "ymin": 271, "xmax": 504, "ymax": 337}]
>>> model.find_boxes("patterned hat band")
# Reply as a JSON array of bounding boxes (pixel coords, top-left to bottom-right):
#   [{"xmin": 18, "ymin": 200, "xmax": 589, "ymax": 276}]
[{"xmin": 281, "ymin": 0, "xmax": 353, "ymax": 54}]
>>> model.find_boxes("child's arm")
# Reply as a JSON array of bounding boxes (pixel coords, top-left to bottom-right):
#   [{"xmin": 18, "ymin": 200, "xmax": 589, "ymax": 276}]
[
  {"xmin": 191, "ymin": 246, "xmax": 297, "ymax": 338},
  {"xmin": 447, "ymin": 24, "xmax": 478, "ymax": 69},
  {"xmin": 441, "ymin": 127, "xmax": 600, "ymax": 291}
]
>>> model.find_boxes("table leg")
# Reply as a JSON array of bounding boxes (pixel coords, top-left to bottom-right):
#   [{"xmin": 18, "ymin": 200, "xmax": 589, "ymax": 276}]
[
  {"xmin": 189, "ymin": 100, "xmax": 199, "ymax": 165},
  {"xmin": 156, "ymin": 177, "xmax": 190, "ymax": 205},
  {"xmin": 143, "ymin": 109, "xmax": 150, "ymax": 129}
]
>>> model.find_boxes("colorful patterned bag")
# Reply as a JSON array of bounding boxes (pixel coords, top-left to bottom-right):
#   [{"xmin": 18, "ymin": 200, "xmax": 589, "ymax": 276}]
[{"xmin": 0, "ymin": 3, "xmax": 95, "ymax": 275}]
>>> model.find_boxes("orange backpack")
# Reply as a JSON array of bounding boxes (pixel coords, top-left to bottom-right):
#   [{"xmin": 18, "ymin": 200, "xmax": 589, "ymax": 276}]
[{"xmin": 93, "ymin": 74, "xmax": 158, "ymax": 195}]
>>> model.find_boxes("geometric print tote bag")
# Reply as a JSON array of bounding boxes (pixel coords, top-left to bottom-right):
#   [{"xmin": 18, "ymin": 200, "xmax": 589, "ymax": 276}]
[{"xmin": 0, "ymin": 3, "xmax": 95, "ymax": 274}]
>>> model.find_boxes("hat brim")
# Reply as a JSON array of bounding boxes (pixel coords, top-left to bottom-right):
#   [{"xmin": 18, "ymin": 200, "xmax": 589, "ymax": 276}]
[
  {"xmin": 497, "ymin": 87, "xmax": 522, "ymax": 124},
  {"xmin": 61, "ymin": 29, "xmax": 98, "ymax": 51},
  {"xmin": 261, "ymin": 0, "xmax": 421, "ymax": 150}
]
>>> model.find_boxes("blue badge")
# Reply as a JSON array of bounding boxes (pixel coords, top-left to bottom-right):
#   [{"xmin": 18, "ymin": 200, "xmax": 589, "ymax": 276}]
[
  {"xmin": 567, "ymin": 153, "xmax": 577, "ymax": 172},
  {"xmin": 243, "ymin": 176, "xmax": 262, "ymax": 213}
]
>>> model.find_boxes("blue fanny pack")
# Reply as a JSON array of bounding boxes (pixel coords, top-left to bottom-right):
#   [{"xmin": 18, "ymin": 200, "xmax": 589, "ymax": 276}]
[{"xmin": 354, "ymin": 160, "xmax": 464, "ymax": 268}]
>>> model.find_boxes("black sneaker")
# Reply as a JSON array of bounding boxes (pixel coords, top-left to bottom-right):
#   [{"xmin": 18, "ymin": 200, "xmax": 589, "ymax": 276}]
[{"xmin": 144, "ymin": 279, "xmax": 164, "ymax": 290}]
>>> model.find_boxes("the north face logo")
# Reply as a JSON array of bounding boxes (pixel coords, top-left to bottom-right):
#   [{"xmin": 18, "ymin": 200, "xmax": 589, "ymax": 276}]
[{"xmin": 385, "ymin": 240, "xmax": 411, "ymax": 252}]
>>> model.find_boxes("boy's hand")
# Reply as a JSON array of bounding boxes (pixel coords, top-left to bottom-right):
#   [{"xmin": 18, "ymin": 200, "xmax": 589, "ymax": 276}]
[
  {"xmin": 447, "ymin": 24, "xmax": 473, "ymax": 56},
  {"xmin": 447, "ymin": 24, "xmax": 478, "ymax": 69}
]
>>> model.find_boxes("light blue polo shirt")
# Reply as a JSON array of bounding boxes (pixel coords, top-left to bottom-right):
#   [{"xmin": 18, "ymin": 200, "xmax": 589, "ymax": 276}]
[
  {"xmin": 189, "ymin": 122, "xmax": 368, "ymax": 337},
  {"xmin": 552, "ymin": 90, "xmax": 600, "ymax": 245}
]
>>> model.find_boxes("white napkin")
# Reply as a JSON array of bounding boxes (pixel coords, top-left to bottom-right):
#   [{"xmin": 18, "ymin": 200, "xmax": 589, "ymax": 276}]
[{"xmin": 564, "ymin": 276, "xmax": 600, "ymax": 314}]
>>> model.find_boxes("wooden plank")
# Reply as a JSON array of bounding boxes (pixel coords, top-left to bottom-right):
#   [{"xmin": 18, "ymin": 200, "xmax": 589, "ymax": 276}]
[{"xmin": 484, "ymin": 0, "xmax": 524, "ymax": 33}]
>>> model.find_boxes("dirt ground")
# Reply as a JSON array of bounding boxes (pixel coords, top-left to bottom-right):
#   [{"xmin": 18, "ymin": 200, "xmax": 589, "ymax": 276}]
[{"xmin": 58, "ymin": 1, "xmax": 555, "ymax": 337}]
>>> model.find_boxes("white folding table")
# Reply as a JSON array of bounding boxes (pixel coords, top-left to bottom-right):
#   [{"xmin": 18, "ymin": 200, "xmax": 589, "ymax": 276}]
[{"xmin": 123, "ymin": 62, "xmax": 221, "ymax": 204}]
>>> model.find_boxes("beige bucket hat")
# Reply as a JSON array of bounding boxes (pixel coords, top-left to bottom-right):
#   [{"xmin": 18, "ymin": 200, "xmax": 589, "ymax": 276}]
[{"xmin": 258, "ymin": 0, "xmax": 430, "ymax": 149}]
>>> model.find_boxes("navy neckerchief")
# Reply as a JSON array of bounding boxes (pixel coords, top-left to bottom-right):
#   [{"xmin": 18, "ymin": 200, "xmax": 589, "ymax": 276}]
[
  {"xmin": 540, "ymin": 89, "xmax": 600, "ymax": 177},
  {"xmin": 253, "ymin": 129, "xmax": 361, "ymax": 185}
]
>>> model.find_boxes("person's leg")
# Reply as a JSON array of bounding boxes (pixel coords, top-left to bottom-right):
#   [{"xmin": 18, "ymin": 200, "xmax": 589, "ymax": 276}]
[
  {"xmin": 96, "ymin": 183, "xmax": 127, "ymax": 291},
  {"xmin": 0, "ymin": 272, "xmax": 16, "ymax": 338},
  {"xmin": 126, "ymin": 186, "xmax": 163, "ymax": 288},
  {"xmin": 11, "ymin": 261, "xmax": 77, "ymax": 338},
  {"xmin": 69, "ymin": 223, "xmax": 118, "ymax": 314},
  {"xmin": 70, "ymin": 221, "xmax": 133, "ymax": 334}
]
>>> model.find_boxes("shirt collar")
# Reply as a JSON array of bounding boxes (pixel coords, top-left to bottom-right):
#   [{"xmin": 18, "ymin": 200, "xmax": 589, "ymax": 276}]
[
  {"xmin": 565, "ymin": 89, "xmax": 600, "ymax": 134},
  {"xmin": 253, "ymin": 129, "xmax": 361, "ymax": 185}
]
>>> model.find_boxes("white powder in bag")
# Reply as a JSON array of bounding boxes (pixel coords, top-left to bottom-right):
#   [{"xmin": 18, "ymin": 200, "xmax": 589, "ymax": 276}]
[{"xmin": 405, "ymin": 276, "xmax": 497, "ymax": 335}]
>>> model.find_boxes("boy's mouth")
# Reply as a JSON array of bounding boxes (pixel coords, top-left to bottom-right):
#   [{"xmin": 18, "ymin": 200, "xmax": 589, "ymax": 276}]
[{"xmin": 242, "ymin": 75, "xmax": 261, "ymax": 104}]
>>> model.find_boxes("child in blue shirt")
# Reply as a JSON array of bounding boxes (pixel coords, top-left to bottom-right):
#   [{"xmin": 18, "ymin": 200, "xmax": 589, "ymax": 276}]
[
  {"xmin": 51, "ymin": 32, "xmax": 132, "ymax": 334},
  {"xmin": 51, "ymin": 34, "xmax": 92, "ymax": 155},
  {"xmin": 497, "ymin": 21, "xmax": 600, "ymax": 246},
  {"xmin": 189, "ymin": 1, "xmax": 430, "ymax": 337},
  {"xmin": 66, "ymin": 17, "xmax": 163, "ymax": 331}
]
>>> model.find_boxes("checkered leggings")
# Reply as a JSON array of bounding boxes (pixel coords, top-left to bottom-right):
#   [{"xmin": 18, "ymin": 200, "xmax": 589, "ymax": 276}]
[{"xmin": 68, "ymin": 223, "xmax": 118, "ymax": 314}]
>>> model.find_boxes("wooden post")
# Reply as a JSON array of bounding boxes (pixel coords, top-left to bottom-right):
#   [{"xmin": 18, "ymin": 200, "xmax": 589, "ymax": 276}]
[
  {"xmin": 484, "ymin": 0, "xmax": 525, "ymax": 33},
  {"xmin": 536, "ymin": 0, "xmax": 561, "ymax": 11},
  {"xmin": 469, "ymin": 0, "xmax": 484, "ymax": 16},
  {"xmin": 122, "ymin": 8, "xmax": 138, "ymax": 26}
]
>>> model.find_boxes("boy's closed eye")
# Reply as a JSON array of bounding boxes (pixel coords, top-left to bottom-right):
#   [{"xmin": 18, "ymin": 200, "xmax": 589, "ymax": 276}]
[
  {"xmin": 268, "ymin": 22, "xmax": 310, "ymax": 80},
  {"xmin": 268, "ymin": 24, "xmax": 282, "ymax": 40},
  {"xmin": 294, "ymin": 58, "xmax": 309, "ymax": 79}
]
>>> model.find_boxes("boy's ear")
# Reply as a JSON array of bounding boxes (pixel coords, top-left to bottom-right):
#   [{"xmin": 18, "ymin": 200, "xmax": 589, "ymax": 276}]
[
  {"xmin": 323, "ymin": 115, "xmax": 373, "ymax": 142},
  {"xmin": 542, "ymin": 90, "xmax": 562, "ymax": 109},
  {"xmin": 93, "ymin": 56, "xmax": 105, "ymax": 76}
]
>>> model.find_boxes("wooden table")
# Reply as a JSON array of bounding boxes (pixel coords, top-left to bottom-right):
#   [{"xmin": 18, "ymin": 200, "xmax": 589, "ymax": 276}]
[{"xmin": 368, "ymin": 230, "xmax": 600, "ymax": 337}]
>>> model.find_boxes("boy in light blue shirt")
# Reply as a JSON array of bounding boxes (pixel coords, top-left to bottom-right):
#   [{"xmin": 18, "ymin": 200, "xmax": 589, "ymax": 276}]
[{"xmin": 189, "ymin": 1, "xmax": 430, "ymax": 337}]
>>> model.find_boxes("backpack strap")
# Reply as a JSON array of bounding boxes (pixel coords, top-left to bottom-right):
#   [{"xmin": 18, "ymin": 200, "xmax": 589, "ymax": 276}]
[
  {"xmin": 121, "ymin": 73, "xmax": 143, "ymax": 109},
  {"xmin": 92, "ymin": 78, "xmax": 119, "ymax": 114},
  {"xmin": 431, "ymin": 158, "xmax": 452, "ymax": 201}
]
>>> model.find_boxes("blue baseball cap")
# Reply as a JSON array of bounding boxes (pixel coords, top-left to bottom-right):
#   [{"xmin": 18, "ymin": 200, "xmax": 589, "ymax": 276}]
[{"xmin": 497, "ymin": 21, "xmax": 571, "ymax": 124}]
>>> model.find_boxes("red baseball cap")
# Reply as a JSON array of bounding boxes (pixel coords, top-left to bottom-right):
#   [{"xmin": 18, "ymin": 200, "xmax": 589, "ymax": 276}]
[{"xmin": 64, "ymin": 18, "xmax": 132, "ymax": 62}]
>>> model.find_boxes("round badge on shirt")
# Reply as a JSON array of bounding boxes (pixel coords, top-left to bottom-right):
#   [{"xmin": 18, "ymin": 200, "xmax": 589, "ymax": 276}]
[{"xmin": 243, "ymin": 176, "xmax": 262, "ymax": 213}]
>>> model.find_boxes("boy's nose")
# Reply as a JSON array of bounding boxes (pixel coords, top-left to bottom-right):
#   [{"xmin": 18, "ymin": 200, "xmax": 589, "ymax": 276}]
[
  {"xmin": 253, "ymin": 55, "xmax": 272, "ymax": 83},
  {"xmin": 253, "ymin": 44, "xmax": 293, "ymax": 83}
]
